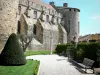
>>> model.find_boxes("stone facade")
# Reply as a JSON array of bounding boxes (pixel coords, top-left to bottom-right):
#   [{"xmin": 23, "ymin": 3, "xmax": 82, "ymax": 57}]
[
  {"xmin": 17, "ymin": 0, "xmax": 67, "ymax": 50},
  {"xmin": 0, "ymin": 0, "xmax": 80, "ymax": 51},
  {"xmin": 55, "ymin": 3, "xmax": 80, "ymax": 43},
  {"xmin": 0, "ymin": 0, "xmax": 19, "ymax": 39},
  {"xmin": 0, "ymin": 0, "xmax": 19, "ymax": 51}
]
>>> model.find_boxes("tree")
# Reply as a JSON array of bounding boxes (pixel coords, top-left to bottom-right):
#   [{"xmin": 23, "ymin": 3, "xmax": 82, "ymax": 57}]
[
  {"xmin": 18, "ymin": 32, "xmax": 33, "ymax": 52},
  {"xmin": 18, "ymin": 0, "xmax": 34, "ymax": 52}
]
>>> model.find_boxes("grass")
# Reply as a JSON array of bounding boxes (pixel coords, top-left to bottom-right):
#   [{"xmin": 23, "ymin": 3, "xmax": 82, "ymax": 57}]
[
  {"xmin": 0, "ymin": 60, "xmax": 40, "ymax": 75},
  {"xmin": 25, "ymin": 50, "xmax": 56, "ymax": 56}
]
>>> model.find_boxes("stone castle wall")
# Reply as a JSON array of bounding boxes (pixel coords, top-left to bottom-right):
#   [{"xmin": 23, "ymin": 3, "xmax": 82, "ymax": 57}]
[
  {"xmin": 43, "ymin": 28, "xmax": 58, "ymax": 50},
  {"xmin": 64, "ymin": 8, "xmax": 80, "ymax": 43},
  {"xmin": 18, "ymin": 0, "xmax": 65, "ymax": 50},
  {"xmin": 0, "ymin": 0, "xmax": 79, "ymax": 51},
  {"xmin": 0, "ymin": 0, "xmax": 19, "ymax": 40},
  {"xmin": 0, "ymin": 0, "xmax": 19, "ymax": 51},
  {"xmin": 57, "ymin": 7, "xmax": 80, "ymax": 43},
  {"xmin": 58, "ymin": 24, "xmax": 67, "ymax": 44}
]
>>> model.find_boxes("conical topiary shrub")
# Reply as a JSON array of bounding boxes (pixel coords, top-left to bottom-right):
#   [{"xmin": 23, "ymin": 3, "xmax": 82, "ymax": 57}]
[{"xmin": 0, "ymin": 33, "xmax": 26, "ymax": 65}]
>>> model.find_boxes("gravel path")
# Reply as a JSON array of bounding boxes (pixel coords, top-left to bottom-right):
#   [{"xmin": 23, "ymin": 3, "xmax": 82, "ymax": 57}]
[{"xmin": 26, "ymin": 55, "xmax": 94, "ymax": 75}]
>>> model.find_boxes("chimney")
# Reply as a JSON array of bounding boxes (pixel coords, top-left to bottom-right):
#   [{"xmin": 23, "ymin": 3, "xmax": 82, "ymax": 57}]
[
  {"xmin": 49, "ymin": 2, "xmax": 54, "ymax": 6},
  {"xmin": 63, "ymin": 3, "xmax": 68, "ymax": 7}
]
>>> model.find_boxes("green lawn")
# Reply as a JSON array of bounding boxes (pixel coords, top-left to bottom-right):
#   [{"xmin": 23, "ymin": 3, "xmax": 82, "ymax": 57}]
[
  {"xmin": 0, "ymin": 60, "xmax": 40, "ymax": 75},
  {"xmin": 25, "ymin": 50, "xmax": 56, "ymax": 56}
]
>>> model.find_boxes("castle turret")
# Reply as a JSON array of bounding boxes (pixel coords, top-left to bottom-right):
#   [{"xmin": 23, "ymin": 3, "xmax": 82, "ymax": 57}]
[
  {"xmin": 0, "ymin": 0, "xmax": 19, "ymax": 51},
  {"xmin": 56, "ymin": 3, "xmax": 80, "ymax": 43},
  {"xmin": 63, "ymin": 8, "xmax": 80, "ymax": 43},
  {"xmin": 0, "ymin": 0, "xmax": 19, "ymax": 40}
]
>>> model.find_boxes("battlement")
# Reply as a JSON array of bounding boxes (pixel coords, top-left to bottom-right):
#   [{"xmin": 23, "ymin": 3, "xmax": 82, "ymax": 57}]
[
  {"xmin": 63, "ymin": 3, "xmax": 68, "ymax": 7},
  {"xmin": 64, "ymin": 8, "xmax": 80, "ymax": 12}
]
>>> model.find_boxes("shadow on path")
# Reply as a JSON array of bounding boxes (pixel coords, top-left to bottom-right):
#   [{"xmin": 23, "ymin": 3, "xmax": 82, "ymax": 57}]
[{"xmin": 68, "ymin": 59, "xmax": 94, "ymax": 74}]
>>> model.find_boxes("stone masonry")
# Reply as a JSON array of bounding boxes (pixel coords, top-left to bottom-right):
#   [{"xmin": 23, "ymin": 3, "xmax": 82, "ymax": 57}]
[
  {"xmin": 0, "ymin": 0, "xmax": 80, "ymax": 51},
  {"xmin": 0, "ymin": 0, "xmax": 19, "ymax": 51},
  {"xmin": 55, "ymin": 3, "xmax": 80, "ymax": 43}
]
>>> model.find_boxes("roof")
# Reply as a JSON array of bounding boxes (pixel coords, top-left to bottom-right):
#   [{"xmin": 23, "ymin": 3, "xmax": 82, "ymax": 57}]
[{"xmin": 28, "ymin": 0, "xmax": 55, "ymax": 10}]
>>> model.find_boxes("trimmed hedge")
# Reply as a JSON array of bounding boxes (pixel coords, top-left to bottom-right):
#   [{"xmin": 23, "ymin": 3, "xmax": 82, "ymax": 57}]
[
  {"xmin": 55, "ymin": 44, "xmax": 67, "ymax": 54},
  {"xmin": 34, "ymin": 60, "xmax": 40, "ymax": 75},
  {"xmin": 75, "ymin": 42, "xmax": 100, "ymax": 62},
  {"xmin": 55, "ymin": 42, "xmax": 100, "ymax": 64},
  {"xmin": 74, "ymin": 42, "xmax": 100, "ymax": 67},
  {"xmin": 55, "ymin": 44, "xmax": 72, "ymax": 53},
  {"xmin": 0, "ymin": 33, "xmax": 26, "ymax": 66}
]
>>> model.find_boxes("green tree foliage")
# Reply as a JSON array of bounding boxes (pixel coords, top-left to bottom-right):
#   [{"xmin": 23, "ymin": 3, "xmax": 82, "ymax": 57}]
[{"xmin": 0, "ymin": 33, "xmax": 26, "ymax": 66}]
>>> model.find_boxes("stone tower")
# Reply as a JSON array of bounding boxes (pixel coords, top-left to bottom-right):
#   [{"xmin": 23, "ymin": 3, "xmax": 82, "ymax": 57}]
[
  {"xmin": 0, "ymin": 0, "xmax": 19, "ymax": 51},
  {"xmin": 0, "ymin": 0, "xmax": 19, "ymax": 40},
  {"xmin": 56, "ymin": 3, "xmax": 80, "ymax": 43}
]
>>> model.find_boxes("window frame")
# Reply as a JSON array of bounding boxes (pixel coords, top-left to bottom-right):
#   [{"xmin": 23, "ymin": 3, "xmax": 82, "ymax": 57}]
[
  {"xmin": 18, "ymin": 6, "xmax": 21, "ymax": 15},
  {"xmin": 34, "ymin": 10, "xmax": 37, "ymax": 19},
  {"xmin": 46, "ymin": 15, "xmax": 49, "ymax": 22}
]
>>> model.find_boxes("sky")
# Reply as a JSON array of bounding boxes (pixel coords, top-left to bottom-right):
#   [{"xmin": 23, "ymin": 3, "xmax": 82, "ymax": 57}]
[{"xmin": 41, "ymin": 0, "xmax": 100, "ymax": 36}]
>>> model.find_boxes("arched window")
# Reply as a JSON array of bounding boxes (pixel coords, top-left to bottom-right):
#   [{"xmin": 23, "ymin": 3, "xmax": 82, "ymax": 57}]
[
  {"xmin": 33, "ymin": 24, "xmax": 36, "ymax": 35},
  {"xmin": 46, "ymin": 15, "xmax": 49, "ymax": 22},
  {"xmin": 34, "ymin": 11, "xmax": 37, "ymax": 19}
]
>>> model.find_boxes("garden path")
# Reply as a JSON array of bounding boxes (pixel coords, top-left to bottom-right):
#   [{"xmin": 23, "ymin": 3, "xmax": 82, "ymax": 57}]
[{"xmin": 26, "ymin": 55, "xmax": 94, "ymax": 75}]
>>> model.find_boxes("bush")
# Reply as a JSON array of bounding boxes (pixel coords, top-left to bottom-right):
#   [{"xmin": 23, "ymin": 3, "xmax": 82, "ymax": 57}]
[
  {"xmin": 73, "ymin": 43, "xmax": 87, "ymax": 61},
  {"xmin": 84, "ymin": 43, "xmax": 98, "ymax": 61},
  {"xmin": 34, "ymin": 60, "xmax": 40, "ymax": 75},
  {"xmin": 73, "ymin": 48, "xmax": 84, "ymax": 62},
  {"xmin": 55, "ymin": 42, "xmax": 100, "ymax": 64},
  {"xmin": 75, "ymin": 42, "xmax": 100, "ymax": 65},
  {"xmin": 55, "ymin": 44, "xmax": 74, "ymax": 56},
  {"xmin": 97, "ymin": 48, "xmax": 100, "ymax": 63},
  {"xmin": 0, "ymin": 33, "xmax": 26, "ymax": 66},
  {"xmin": 55, "ymin": 44, "xmax": 67, "ymax": 54}
]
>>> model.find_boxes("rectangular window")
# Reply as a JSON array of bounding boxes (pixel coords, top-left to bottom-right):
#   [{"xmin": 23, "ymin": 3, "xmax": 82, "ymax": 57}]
[
  {"xmin": 46, "ymin": 15, "xmax": 49, "ymax": 22},
  {"xmin": 17, "ymin": 21, "xmax": 21, "ymax": 34},
  {"xmin": 57, "ymin": 18, "xmax": 59, "ymax": 24},
  {"xmin": 34, "ymin": 11, "xmax": 37, "ymax": 19},
  {"xmin": 74, "ymin": 9, "xmax": 76, "ymax": 12},
  {"xmin": 18, "ymin": 6, "xmax": 21, "ymax": 15},
  {"xmin": 52, "ymin": 10, "xmax": 54, "ymax": 14},
  {"xmin": 69, "ymin": 9, "xmax": 71, "ymax": 11},
  {"xmin": 67, "ymin": 20, "xmax": 70, "ymax": 34},
  {"xmin": 51, "ymin": 15, "xmax": 54, "ymax": 24},
  {"xmin": 78, "ymin": 22, "xmax": 80, "ymax": 33},
  {"xmin": 33, "ymin": 24, "xmax": 36, "ymax": 35}
]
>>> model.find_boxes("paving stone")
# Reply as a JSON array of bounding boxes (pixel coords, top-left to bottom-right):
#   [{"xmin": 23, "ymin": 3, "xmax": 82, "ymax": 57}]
[{"xmin": 26, "ymin": 55, "xmax": 95, "ymax": 75}]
